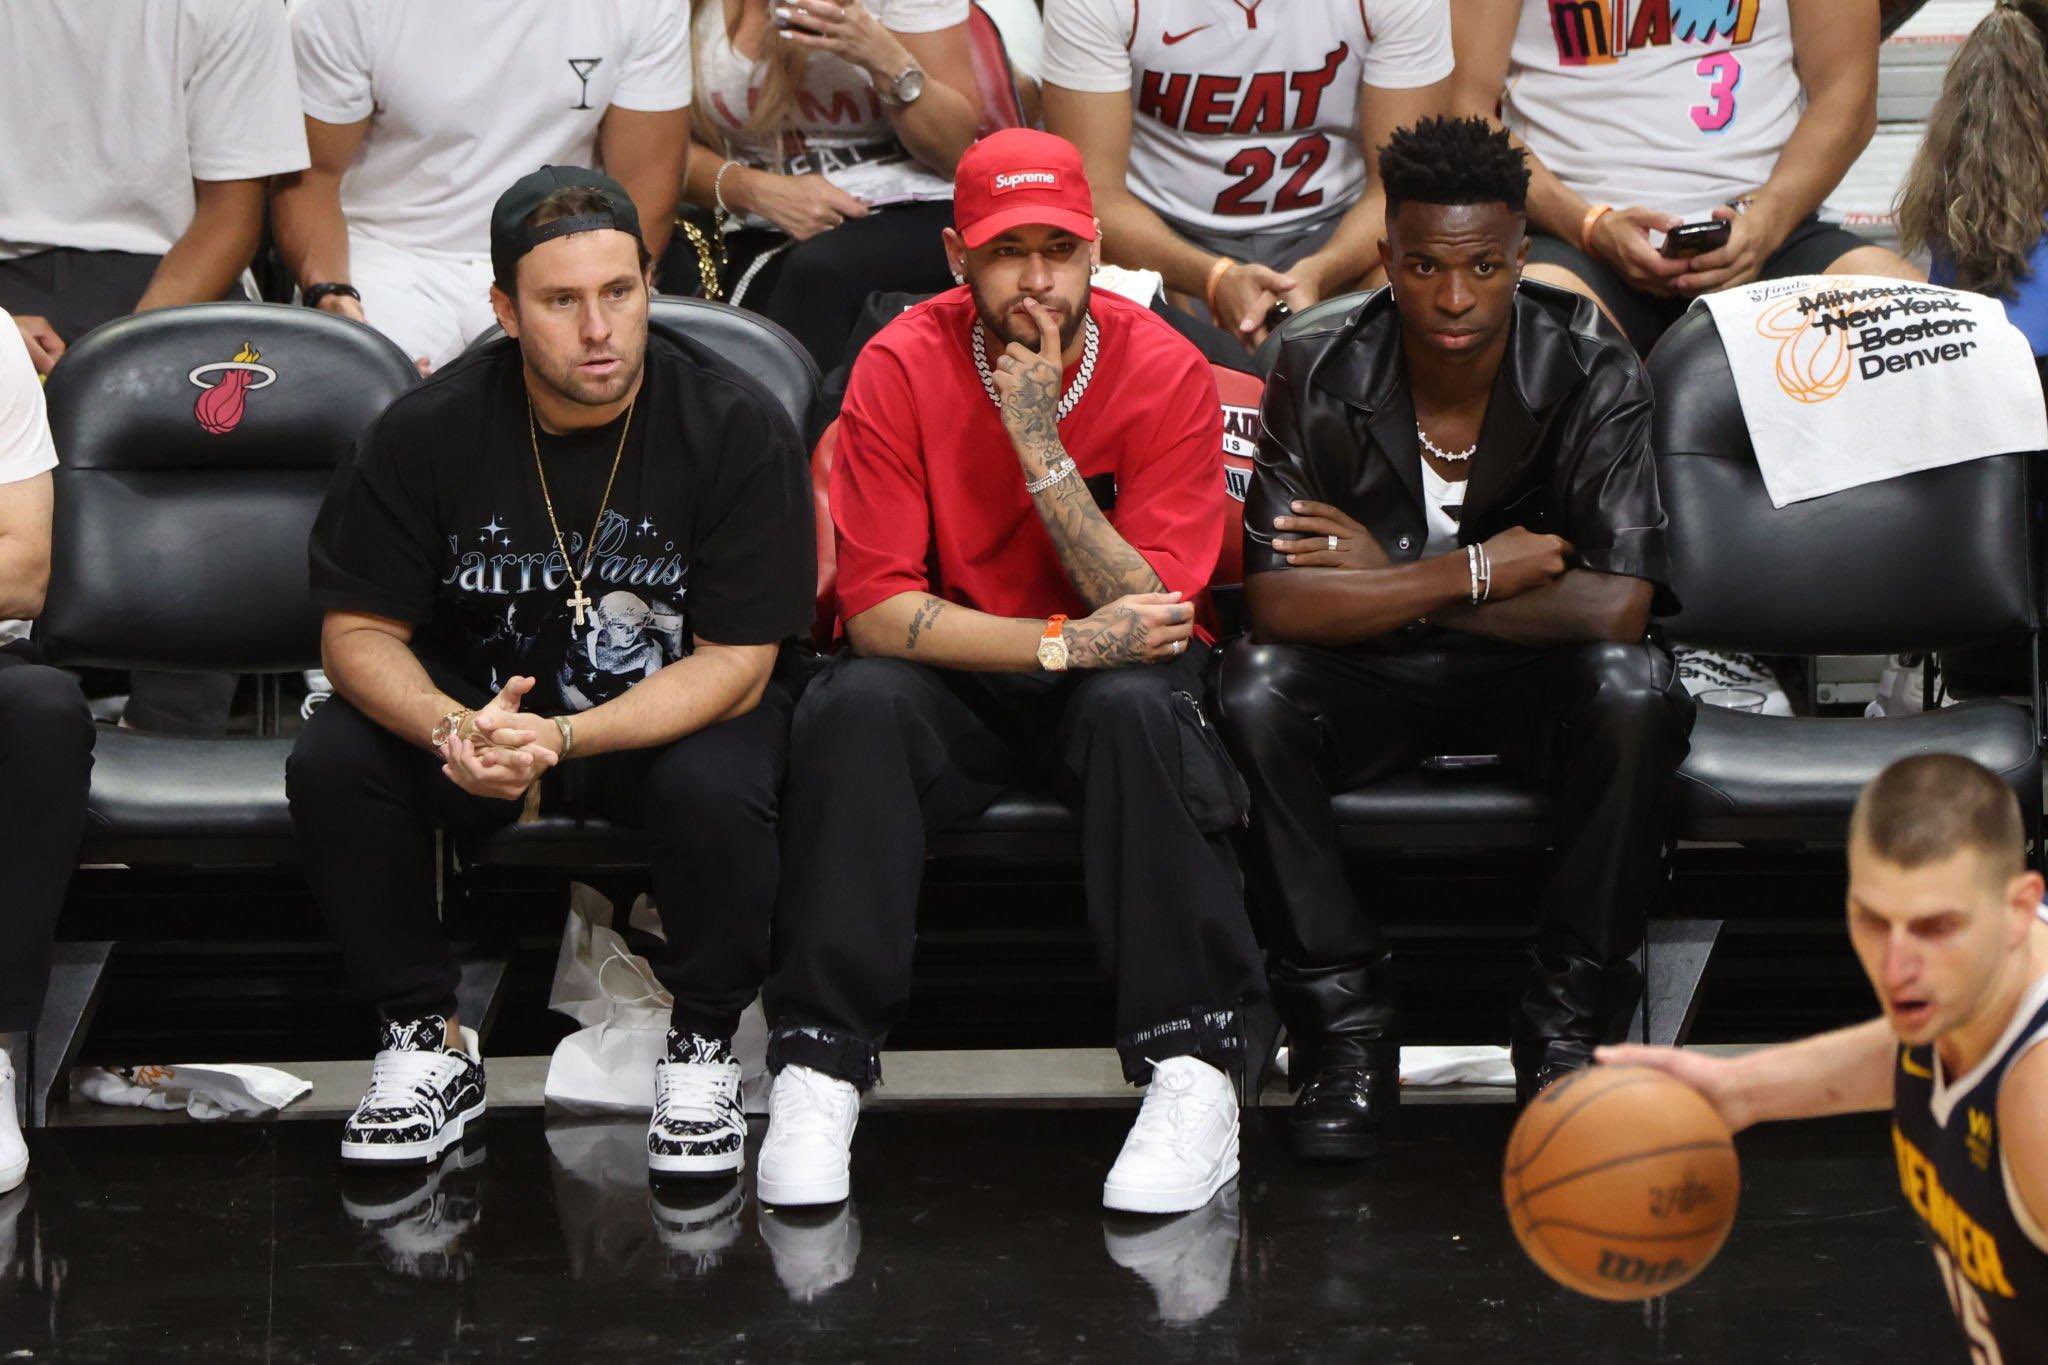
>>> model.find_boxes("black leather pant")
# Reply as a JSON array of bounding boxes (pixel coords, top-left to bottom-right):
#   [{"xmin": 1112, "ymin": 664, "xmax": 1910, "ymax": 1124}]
[
  {"xmin": 763, "ymin": 649, "xmax": 1266, "ymax": 1088},
  {"xmin": 0, "ymin": 649, "xmax": 94, "ymax": 1031},
  {"xmin": 1214, "ymin": 636, "xmax": 1693, "ymax": 1059}
]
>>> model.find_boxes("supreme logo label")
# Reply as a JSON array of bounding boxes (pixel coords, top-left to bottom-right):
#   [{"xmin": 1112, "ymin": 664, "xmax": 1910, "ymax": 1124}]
[{"xmin": 992, "ymin": 169, "xmax": 1059, "ymax": 194}]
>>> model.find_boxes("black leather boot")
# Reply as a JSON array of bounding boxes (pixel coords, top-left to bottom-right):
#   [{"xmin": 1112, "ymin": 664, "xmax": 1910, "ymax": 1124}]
[
  {"xmin": 1510, "ymin": 950, "xmax": 1643, "ymax": 1105},
  {"xmin": 1272, "ymin": 954, "xmax": 1399, "ymax": 1161}
]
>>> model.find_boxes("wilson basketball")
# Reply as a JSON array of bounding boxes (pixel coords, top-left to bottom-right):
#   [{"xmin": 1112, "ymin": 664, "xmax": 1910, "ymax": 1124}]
[{"xmin": 1502, "ymin": 1065, "xmax": 1741, "ymax": 1302}]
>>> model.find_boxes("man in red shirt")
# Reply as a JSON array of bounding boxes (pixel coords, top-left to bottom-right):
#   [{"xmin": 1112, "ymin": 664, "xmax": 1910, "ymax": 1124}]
[{"xmin": 758, "ymin": 130, "xmax": 1264, "ymax": 1218}]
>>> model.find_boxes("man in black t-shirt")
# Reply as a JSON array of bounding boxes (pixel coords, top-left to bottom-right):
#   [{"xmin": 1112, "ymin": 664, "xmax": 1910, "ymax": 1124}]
[{"xmin": 291, "ymin": 167, "xmax": 815, "ymax": 1178}]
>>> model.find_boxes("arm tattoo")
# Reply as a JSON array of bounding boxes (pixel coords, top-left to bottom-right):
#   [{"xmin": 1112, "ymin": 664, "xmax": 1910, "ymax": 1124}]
[
  {"xmin": 905, "ymin": 597, "xmax": 944, "ymax": 651},
  {"xmin": 1018, "ymin": 434, "xmax": 1166, "ymax": 610}
]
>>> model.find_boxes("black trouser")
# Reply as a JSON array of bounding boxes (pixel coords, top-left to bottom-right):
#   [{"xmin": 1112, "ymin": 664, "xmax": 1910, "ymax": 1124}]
[
  {"xmin": 286, "ymin": 679, "xmax": 795, "ymax": 1040},
  {"xmin": 763, "ymin": 649, "xmax": 1267, "ymax": 1088},
  {"xmin": 0, "ymin": 247, "xmax": 240, "ymax": 736},
  {"xmin": 1214, "ymin": 637, "xmax": 1693, "ymax": 1056},
  {"xmin": 721, "ymin": 201, "xmax": 954, "ymax": 373},
  {"xmin": 0, "ymin": 648, "xmax": 95, "ymax": 1031}
]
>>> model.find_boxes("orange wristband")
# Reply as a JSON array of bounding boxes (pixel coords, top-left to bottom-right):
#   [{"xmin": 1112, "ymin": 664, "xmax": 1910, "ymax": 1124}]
[
  {"xmin": 1580, "ymin": 204, "xmax": 1614, "ymax": 253},
  {"xmin": 1203, "ymin": 256, "xmax": 1234, "ymax": 316}
]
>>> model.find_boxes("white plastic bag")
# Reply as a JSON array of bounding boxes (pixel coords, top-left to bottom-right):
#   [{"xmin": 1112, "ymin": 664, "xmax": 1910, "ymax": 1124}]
[
  {"xmin": 72, "ymin": 1063, "xmax": 312, "ymax": 1120},
  {"xmin": 543, "ymin": 883, "xmax": 768, "ymax": 1115}
]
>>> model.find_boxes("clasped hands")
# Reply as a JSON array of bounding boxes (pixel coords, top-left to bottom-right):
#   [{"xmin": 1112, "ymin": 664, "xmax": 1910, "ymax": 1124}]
[{"xmin": 437, "ymin": 676, "xmax": 565, "ymax": 801}]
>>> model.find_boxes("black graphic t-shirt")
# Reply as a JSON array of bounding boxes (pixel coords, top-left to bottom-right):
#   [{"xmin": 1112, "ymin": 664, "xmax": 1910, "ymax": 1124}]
[{"xmin": 310, "ymin": 334, "xmax": 815, "ymax": 714}]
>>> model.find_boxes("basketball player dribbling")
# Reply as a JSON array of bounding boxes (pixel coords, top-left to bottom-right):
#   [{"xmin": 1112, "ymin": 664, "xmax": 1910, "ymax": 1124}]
[{"xmin": 1606, "ymin": 754, "xmax": 2048, "ymax": 1361}]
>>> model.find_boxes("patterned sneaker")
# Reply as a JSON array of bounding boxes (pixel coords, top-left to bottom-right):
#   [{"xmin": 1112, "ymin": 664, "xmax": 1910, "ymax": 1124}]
[
  {"xmin": 339, "ymin": 1015, "xmax": 486, "ymax": 1167},
  {"xmin": 1673, "ymin": 646, "xmax": 1792, "ymax": 716},
  {"xmin": 647, "ymin": 1031, "xmax": 746, "ymax": 1180}
]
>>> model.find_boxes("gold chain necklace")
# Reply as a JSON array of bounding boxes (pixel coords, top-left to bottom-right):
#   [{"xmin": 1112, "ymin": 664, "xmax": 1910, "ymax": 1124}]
[{"xmin": 527, "ymin": 397, "xmax": 634, "ymax": 628}]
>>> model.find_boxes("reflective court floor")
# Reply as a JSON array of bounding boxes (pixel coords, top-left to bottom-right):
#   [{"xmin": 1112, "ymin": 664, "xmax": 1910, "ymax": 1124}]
[{"xmin": 1, "ymin": 1105, "xmax": 1964, "ymax": 1362}]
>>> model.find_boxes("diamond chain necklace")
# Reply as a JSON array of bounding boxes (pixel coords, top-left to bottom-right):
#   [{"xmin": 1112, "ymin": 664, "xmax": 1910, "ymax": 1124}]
[{"xmin": 973, "ymin": 316, "xmax": 1100, "ymax": 422}]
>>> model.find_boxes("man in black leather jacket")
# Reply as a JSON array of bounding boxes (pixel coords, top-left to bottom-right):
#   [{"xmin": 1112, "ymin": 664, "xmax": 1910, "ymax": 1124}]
[{"xmin": 1214, "ymin": 117, "xmax": 1695, "ymax": 1158}]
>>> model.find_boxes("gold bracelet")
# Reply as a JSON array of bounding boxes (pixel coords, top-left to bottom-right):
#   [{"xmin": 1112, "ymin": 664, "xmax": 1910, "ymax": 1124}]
[{"xmin": 553, "ymin": 714, "xmax": 574, "ymax": 759}]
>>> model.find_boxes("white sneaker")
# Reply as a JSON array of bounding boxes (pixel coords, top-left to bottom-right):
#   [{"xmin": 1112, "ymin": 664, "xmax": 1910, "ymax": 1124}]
[
  {"xmin": 756, "ymin": 1065, "xmax": 859, "ymax": 1207},
  {"xmin": 0, "ymin": 1054, "xmax": 25, "ymax": 1194},
  {"xmin": 647, "ymin": 1031, "xmax": 746, "ymax": 1179},
  {"xmin": 340, "ymin": 1015, "xmax": 486, "ymax": 1166},
  {"xmin": 1102, "ymin": 1056, "xmax": 1239, "ymax": 1215}
]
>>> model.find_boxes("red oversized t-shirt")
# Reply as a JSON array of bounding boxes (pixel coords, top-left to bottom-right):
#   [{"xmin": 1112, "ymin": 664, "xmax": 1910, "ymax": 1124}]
[{"xmin": 831, "ymin": 287, "xmax": 1226, "ymax": 631}]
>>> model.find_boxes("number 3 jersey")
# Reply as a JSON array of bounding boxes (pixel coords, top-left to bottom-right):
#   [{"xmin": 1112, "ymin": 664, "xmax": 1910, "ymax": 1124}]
[
  {"xmin": 1040, "ymin": 0, "xmax": 1453, "ymax": 237},
  {"xmin": 1504, "ymin": 0, "xmax": 1807, "ymax": 219},
  {"xmin": 1893, "ymin": 967, "xmax": 2048, "ymax": 1364}
]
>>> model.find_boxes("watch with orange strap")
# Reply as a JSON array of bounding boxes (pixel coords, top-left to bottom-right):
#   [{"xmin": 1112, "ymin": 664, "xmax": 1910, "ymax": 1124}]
[{"xmin": 1037, "ymin": 615, "xmax": 1070, "ymax": 672}]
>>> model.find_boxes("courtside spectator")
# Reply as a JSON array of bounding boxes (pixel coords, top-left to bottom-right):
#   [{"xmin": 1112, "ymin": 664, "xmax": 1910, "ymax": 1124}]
[
  {"xmin": 758, "ymin": 131, "xmax": 1264, "ymax": 1215},
  {"xmin": 290, "ymin": 169, "xmax": 814, "ymax": 1175},
  {"xmin": 273, "ymin": 0, "xmax": 692, "ymax": 374},
  {"xmin": 0, "ymin": 0, "xmax": 308, "ymax": 736},
  {"xmin": 1899, "ymin": 0, "xmax": 2048, "ymax": 359},
  {"xmin": 1453, "ymin": 0, "xmax": 1920, "ymax": 355},
  {"xmin": 0, "ymin": 313, "xmax": 96, "ymax": 1195},
  {"xmin": 1041, "ymin": 0, "xmax": 1452, "ymax": 350},
  {"xmin": 1217, "ymin": 119, "xmax": 1693, "ymax": 1153},
  {"xmin": 674, "ymin": 0, "xmax": 981, "ymax": 370}
]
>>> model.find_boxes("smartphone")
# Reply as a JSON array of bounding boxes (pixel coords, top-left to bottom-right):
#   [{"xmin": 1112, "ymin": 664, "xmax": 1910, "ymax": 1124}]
[
  {"xmin": 1661, "ymin": 219, "xmax": 1732, "ymax": 259},
  {"xmin": 772, "ymin": 1, "xmax": 831, "ymax": 33},
  {"xmin": 1421, "ymin": 754, "xmax": 1503, "ymax": 771}
]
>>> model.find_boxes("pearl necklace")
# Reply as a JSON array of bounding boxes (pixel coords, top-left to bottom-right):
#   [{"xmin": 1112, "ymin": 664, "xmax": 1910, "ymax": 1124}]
[
  {"xmin": 1417, "ymin": 424, "xmax": 1477, "ymax": 463},
  {"xmin": 973, "ymin": 316, "xmax": 1100, "ymax": 422}
]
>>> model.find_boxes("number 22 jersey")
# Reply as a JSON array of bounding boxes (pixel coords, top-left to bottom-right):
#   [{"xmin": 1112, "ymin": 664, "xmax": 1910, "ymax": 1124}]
[
  {"xmin": 1041, "ymin": 0, "xmax": 1453, "ymax": 236},
  {"xmin": 1504, "ymin": 0, "xmax": 1808, "ymax": 219},
  {"xmin": 1893, "ymin": 964, "xmax": 2048, "ymax": 1364}
]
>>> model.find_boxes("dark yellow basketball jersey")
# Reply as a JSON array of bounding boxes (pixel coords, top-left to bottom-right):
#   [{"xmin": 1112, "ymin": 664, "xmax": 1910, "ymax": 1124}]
[{"xmin": 1893, "ymin": 970, "xmax": 2048, "ymax": 1364}]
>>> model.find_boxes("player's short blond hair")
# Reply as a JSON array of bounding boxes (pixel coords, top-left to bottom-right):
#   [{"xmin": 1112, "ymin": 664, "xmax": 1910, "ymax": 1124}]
[{"xmin": 1849, "ymin": 754, "xmax": 2026, "ymax": 883}]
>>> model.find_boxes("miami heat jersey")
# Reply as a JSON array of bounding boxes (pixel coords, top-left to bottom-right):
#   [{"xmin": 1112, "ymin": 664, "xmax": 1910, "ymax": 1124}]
[
  {"xmin": 1504, "ymin": 0, "xmax": 1807, "ymax": 219},
  {"xmin": 1893, "ymin": 969, "xmax": 2048, "ymax": 1364},
  {"xmin": 1041, "ymin": 0, "xmax": 1453, "ymax": 235}
]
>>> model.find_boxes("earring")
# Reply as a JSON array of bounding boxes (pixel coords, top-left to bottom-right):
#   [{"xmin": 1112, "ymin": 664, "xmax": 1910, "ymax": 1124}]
[{"xmin": 952, "ymin": 271, "xmax": 965, "ymax": 284}]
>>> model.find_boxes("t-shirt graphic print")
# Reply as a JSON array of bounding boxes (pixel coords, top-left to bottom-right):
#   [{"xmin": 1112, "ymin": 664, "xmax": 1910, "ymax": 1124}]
[{"xmin": 310, "ymin": 335, "xmax": 816, "ymax": 716}]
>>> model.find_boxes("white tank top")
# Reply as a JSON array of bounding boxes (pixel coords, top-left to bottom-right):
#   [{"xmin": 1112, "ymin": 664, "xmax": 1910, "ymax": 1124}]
[
  {"xmin": 1503, "ymin": 0, "xmax": 1808, "ymax": 220},
  {"xmin": 1041, "ymin": 0, "xmax": 1454, "ymax": 235}
]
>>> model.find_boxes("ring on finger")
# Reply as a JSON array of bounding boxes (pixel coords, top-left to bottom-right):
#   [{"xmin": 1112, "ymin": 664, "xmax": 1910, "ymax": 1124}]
[
  {"xmin": 1327, "ymin": 534, "xmax": 1338, "ymax": 552},
  {"xmin": 1173, "ymin": 639, "xmax": 1186, "ymax": 655}
]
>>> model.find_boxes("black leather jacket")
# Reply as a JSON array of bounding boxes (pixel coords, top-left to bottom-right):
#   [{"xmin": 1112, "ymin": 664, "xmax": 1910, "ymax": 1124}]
[{"xmin": 1245, "ymin": 280, "xmax": 1676, "ymax": 615}]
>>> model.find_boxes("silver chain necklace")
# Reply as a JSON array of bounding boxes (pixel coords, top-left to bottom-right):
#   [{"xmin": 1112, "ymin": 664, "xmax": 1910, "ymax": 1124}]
[
  {"xmin": 1417, "ymin": 423, "xmax": 1477, "ymax": 463},
  {"xmin": 973, "ymin": 316, "xmax": 1100, "ymax": 422}
]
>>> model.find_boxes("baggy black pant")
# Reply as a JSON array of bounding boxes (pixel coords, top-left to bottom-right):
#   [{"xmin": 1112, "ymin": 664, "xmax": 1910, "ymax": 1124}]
[
  {"xmin": 286, "ymin": 680, "xmax": 795, "ymax": 1041},
  {"xmin": 0, "ymin": 649, "xmax": 95, "ymax": 1031},
  {"xmin": 762, "ymin": 649, "xmax": 1267, "ymax": 1088},
  {"xmin": 1214, "ymin": 636, "xmax": 1693, "ymax": 1056}
]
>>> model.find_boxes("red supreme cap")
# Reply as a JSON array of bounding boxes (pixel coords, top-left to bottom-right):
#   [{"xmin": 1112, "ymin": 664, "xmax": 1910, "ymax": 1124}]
[{"xmin": 953, "ymin": 129, "xmax": 1097, "ymax": 249}]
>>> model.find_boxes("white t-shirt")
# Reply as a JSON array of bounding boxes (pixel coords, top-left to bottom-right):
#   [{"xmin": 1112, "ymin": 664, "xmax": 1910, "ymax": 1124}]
[
  {"xmin": 695, "ymin": 0, "xmax": 965, "ymax": 210},
  {"xmin": 0, "ymin": 313, "xmax": 59, "ymax": 488},
  {"xmin": 291, "ymin": 0, "xmax": 694, "ymax": 260},
  {"xmin": 1420, "ymin": 457, "xmax": 1465, "ymax": 559},
  {"xmin": 1041, "ymin": 0, "xmax": 1454, "ymax": 235},
  {"xmin": 0, "ymin": 1, "xmax": 309, "ymax": 260},
  {"xmin": 1504, "ymin": 0, "xmax": 1808, "ymax": 219}
]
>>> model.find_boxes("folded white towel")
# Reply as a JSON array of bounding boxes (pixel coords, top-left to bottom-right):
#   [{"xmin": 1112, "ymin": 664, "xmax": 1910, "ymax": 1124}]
[{"xmin": 1697, "ymin": 275, "xmax": 2048, "ymax": 507}]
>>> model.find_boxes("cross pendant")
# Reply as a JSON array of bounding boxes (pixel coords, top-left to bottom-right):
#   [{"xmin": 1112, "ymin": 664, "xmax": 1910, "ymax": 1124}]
[{"xmin": 568, "ymin": 588, "xmax": 592, "ymax": 627}]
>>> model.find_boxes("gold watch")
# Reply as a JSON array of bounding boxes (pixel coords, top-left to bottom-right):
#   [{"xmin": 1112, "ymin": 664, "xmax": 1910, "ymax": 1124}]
[
  {"xmin": 430, "ymin": 708, "xmax": 472, "ymax": 751},
  {"xmin": 1036, "ymin": 615, "xmax": 1070, "ymax": 672}
]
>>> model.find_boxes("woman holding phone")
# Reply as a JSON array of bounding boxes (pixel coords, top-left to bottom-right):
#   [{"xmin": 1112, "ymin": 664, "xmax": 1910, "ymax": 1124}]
[{"xmin": 677, "ymin": 0, "xmax": 982, "ymax": 369}]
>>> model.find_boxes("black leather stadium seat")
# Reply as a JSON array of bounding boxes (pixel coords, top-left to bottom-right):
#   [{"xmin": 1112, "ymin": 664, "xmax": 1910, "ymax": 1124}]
[
  {"xmin": 38, "ymin": 303, "xmax": 418, "ymax": 862},
  {"xmin": 1650, "ymin": 307, "xmax": 2043, "ymax": 844}
]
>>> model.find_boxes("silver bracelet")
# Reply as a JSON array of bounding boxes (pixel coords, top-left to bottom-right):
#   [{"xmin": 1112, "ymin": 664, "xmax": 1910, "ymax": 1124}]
[
  {"xmin": 1025, "ymin": 457, "xmax": 1077, "ymax": 495},
  {"xmin": 1479, "ymin": 545, "xmax": 1493, "ymax": 603},
  {"xmin": 713, "ymin": 160, "xmax": 741, "ymax": 217},
  {"xmin": 1467, "ymin": 544, "xmax": 1482, "ymax": 606},
  {"xmin": 553, "ymin": 714, "xmax": 574, "ymax": 759}
]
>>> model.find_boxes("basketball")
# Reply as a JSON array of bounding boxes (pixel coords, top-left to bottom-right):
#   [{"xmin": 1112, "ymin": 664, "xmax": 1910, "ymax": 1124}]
[{"xmin": 1502, "ymin": 1065, "xmax": 1741, "ymax": 1302}]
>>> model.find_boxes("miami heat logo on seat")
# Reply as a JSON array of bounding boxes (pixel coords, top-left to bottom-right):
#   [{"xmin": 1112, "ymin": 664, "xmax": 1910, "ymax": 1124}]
[{"xmin": 188, "ymin": 341, "xmax": 278, "ymax": 435}]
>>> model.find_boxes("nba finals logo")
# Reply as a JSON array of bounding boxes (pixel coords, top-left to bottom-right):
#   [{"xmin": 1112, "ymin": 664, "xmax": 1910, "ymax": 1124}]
[
  {"xmin": 188, "ymin": 341, "xmax": 277, "ymax": 435},
  {"xmin": 1755, "ymin": 298, "xmax": 1852, "ymax": 405}
]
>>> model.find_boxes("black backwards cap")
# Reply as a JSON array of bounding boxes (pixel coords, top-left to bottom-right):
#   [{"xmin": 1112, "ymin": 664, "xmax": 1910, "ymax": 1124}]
[{"xmin": 489, "ymin": 165, "xmax": 644, "ymax": 288}]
